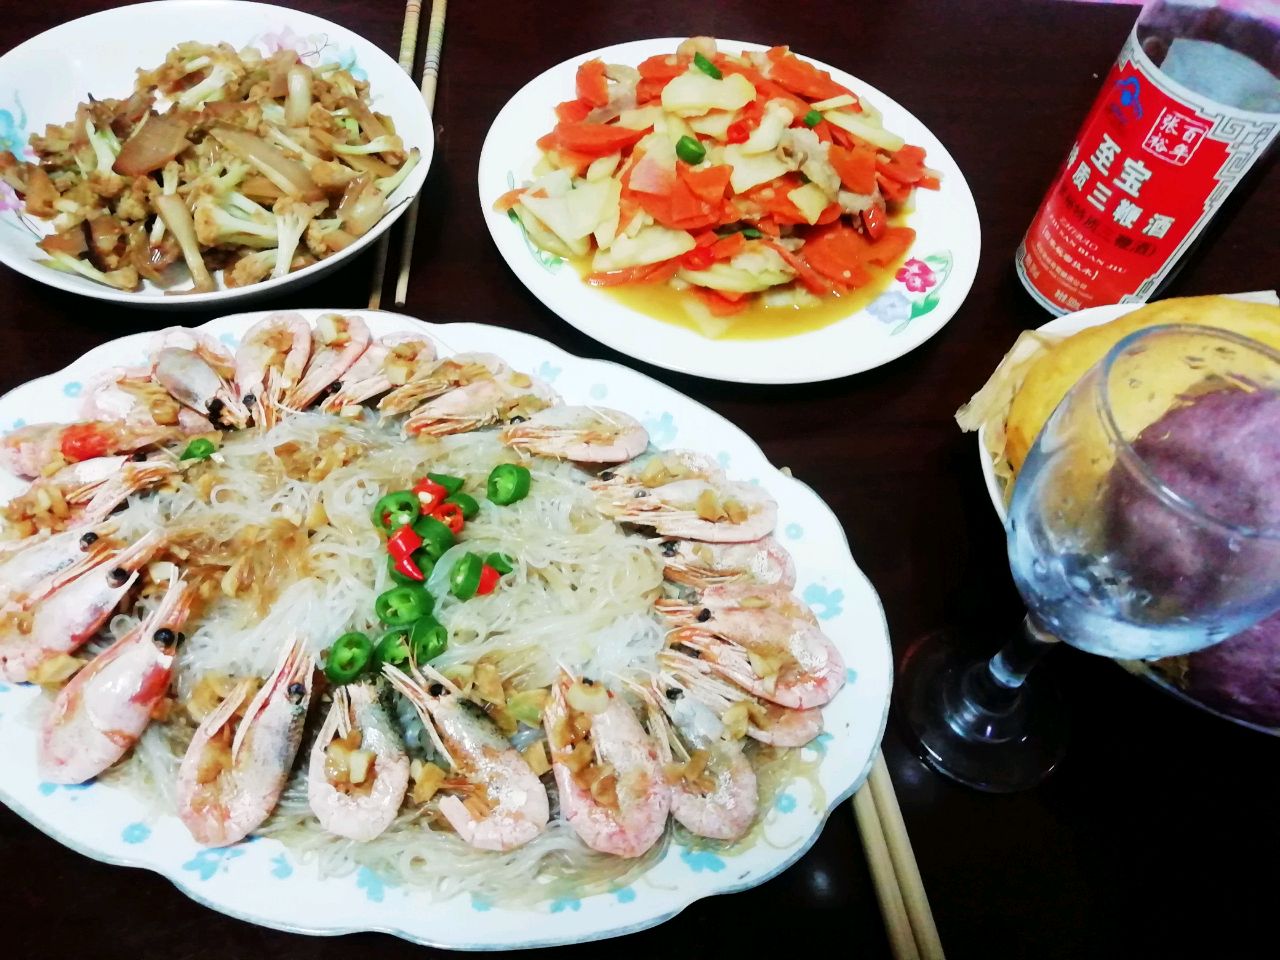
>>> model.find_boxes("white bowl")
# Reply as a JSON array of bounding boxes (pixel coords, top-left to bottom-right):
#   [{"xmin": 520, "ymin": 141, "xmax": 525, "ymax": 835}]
[{"xmin": 0, "ymin": 1, "xmax": 433, "ymax": 308}]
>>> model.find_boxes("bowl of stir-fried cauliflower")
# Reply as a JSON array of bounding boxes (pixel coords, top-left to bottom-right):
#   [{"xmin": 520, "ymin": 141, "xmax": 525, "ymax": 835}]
[{"xmin": 0, "ymin": 1, "xmax": 433, "ymax": 305}]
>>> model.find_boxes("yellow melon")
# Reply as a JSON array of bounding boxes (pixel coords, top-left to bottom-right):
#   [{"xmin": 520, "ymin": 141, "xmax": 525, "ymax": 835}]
[{"xmin": 1005, "ymin": 297, "xmax": 1280, "ymax": 476}]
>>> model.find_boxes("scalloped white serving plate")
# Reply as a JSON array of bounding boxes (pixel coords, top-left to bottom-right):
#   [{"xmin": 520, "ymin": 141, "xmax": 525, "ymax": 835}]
[
  {"xmin": 0, "ymin": 2, "xmax": 433, "ymax": 307},
  {"xmin": 977, "ymin": 298, "xmax": 1280, "ymax": 736},
  {"xmin": 478, "ymin": 38, "xmax": 981, "ymax": 384},
  {"xmin": 0, "ymin": 310, "xmax": 892, "ymax": 949}
]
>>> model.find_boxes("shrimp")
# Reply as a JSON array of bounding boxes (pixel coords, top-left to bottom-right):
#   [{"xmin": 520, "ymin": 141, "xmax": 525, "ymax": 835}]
[
  {"xmin": 153, "ymin": 347, "xmax": 250, "ymax": 429},
  {"xmin": 598, "ymin": 477, "xmax": 778, "ymax": 543},
  {"xmin": 403, "ymin": 370, "xmax": 558, "ymax": 438},
  {"xmin": 659, "ymin": 582, "xmax": 845, "ymax": 709},
  {"xmin": 321, "ymin": 333, "xmax": 437, "ymax": 413},
  {"xmin": 0, "ymin": 522, "xmax": 116, "ymax": 607},
  {"xmin": 283, "ymin": 313, "xmax": 372, "ymax": 411},
  {"xmin": 80, "ymin": 368, "xmax": 209, "ymax": 434},
  {"xmin": 233, "ymin": 312, "xmax": 312, "ymax": 429},
  {"xmin": 384, "ymin": 663, "xmax": 549, "ymax": 852},
  {"xmin": 501, "ymin": 405, "xmax": 649, "ymax": 463},
  {"xmin": 639, "ymin": 683, "xmax": 757, "ymax": 841},
  {"xmin": 177, "ymin": 637, "xmax": 314, "ymax": 846},
  {"xmin": 378, "ymin": 352, "xmax": 510, "ymax": 416},
  {"xmin": 659, "ymin": 649, "xmax": 823, "ymax": 747},
  {"xmin": 657, "ymin": 535, "xmax": 795, "ymax": 590},
  {"xmin": 0, "ymin": 530, "xmax": 165, "ymax": 682},
  {"xmin": 588, "ymin": 449, "xmax": 725, "ymax": 497},
  {"xmin": 2, "ymin": 458, "xmax": 175, "ymax": 535},
  {"xmin": 543, "ymin": 673, "xmax": 669, "ymax": 858},
  {"xmin": 0, "ymin": 420, "xmax": 184, "ymax": 479},
  {"xmin": 307, "ymin": 681, "xmax": 409, "ymax": 842},
  {"xmin": 69, "ymin": 460, "xmax": 179, "ymax": 526},
  {"xmin": 38, "ymin": 575, "xmax": 194, "ymax": 784}
]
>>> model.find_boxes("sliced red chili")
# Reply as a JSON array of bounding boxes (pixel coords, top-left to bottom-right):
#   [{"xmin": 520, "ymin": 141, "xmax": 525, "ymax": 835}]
[
  {"xmin": 412, "ymin": 478, "xmax": 450, "ymax": 511},
  {"xmin": 476, "ymin": 564, "xmax": 501, "ymax": 596},
  {"xmin": 387, "ymin": 524, "xmax": 423, "ymax": 560},
  {"xmin": 432, "ymin": 501, "xmax": 465, "ymax": 534},
  {"xmin": 681, "ymin": 246, "xmax": 715, "ymax": 271},
  {"xmin": 392, "ymin": 552, "xmax": 425, "ymax": 582},
  {"xmin": 726, "ymin": 122, "xmax": 750, "ymax": 145}
]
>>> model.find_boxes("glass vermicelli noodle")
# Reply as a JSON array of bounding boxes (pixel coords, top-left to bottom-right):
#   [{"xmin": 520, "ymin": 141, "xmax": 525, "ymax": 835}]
[{"xmin": 0, "ymin": 313, "xmax": 845, "ymax": 905}]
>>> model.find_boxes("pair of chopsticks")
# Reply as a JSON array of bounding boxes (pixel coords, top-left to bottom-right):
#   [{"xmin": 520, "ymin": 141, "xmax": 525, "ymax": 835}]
[
  {"xmin": 853, "ymin": 750, "xmax": 945, "ymax": 960},
  {"xmin": 367, "ymin": 0, "xmax": 448, "ymax": 310}
]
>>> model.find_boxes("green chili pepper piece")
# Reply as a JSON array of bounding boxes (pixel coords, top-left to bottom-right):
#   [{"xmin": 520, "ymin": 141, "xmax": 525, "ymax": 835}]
[
  {"xmin": 675, "ymin": 135, "xmax": 706, "ymax": 165},
  {"xmin": 693, "ymin": 52, "xmax": 722, "ymax": 79},
  {"xmin": 410, "ymin": 616, "xmax": 448, "ymax": 662},
  {"xmin": 375, "ymin": 584, "xmax": 433, "ymax": 626},
  {"xmin": 486, "ymin": 464, "xmax": 531, "ymax": 505},
  {"xmin": 325, "ymin": 632, "xmax": 373, "ymax": 684},
  {"xmin": 181, "ymin": 438, "xmax": 216, "ymax": 461}
]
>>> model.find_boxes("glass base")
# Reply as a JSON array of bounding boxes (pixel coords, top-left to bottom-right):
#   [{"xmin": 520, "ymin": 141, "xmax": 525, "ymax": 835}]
[{"xmin": 896, "ymin": 631, "xmax": 1067, "ymax": 793}]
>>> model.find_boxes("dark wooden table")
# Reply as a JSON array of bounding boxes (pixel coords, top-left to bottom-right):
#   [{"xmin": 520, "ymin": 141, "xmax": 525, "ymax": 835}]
[{"xmin": 2, "ymin": 1, "xmax": 1276, "ymax": 957}]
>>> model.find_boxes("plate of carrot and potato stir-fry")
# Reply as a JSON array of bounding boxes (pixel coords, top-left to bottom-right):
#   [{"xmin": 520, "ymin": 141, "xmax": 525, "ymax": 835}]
[{"xmin": 479, "ymin": 37, "xmax": 979, "ymax": 384}]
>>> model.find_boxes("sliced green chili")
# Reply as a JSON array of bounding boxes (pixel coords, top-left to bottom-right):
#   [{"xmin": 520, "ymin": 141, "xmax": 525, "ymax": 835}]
[
  {"xmin": 372, "ymin": 491, "xmax": 419, "ymax": 532},
  {"xmin": 426, "ymin": 472, "xmax": 465, "ymax": 495},
  {"xmin": 375, "ymin": 628, "xmax": 412, "ymax": 667},
  {"xmin": 374, "ymin": 584, "xmax": 433, "ymax": 626},
  {"xmin": 486, "ymin": 464, "xmax": 531, "ymax": 505},
  {"xmin": 325, "ymin": 632, "xmax": 373, "ymax": 684},
  {"xmin": 675, "ymin": 135, "xmax": 706, "ymax": 165},
  {"xmin": 412, "ymin": 514, "xmax": 456, "ymax": 559},
  {"xmin": 181, "ymin": 438, "xmax": 216, "ymax": 461},
  {"xmin": 410, "ymin": 616, "xmax": 448, "ymax": 662},
  {"xmin": 693, "ymin": 52, "xmax": 722, "ymax": 79},
  {"xmin": 803, "ymin": 109, "xmax": 823, "ymax": 127},
  {"xmin": 445, "ymin": 491, "xmax": 480, "ymax": 520},
  {"xmin": 485, "ymin": 551, "xmax": 516, "ymax": 575},
  {"xmin": 449, "ymin": 553, "xmax": 484, "ymax": 600}
]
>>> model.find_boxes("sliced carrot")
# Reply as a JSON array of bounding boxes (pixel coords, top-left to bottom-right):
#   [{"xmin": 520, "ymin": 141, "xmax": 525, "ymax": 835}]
[
  {"xmin": 811, "ymin": 119, "xmax": 835, "ymax": 144},
  {"xmin": 492, "ymin": 188, "xmax": 525, "ymax": 213},
  {"xmin": 875, "ymin": 171, "xmax": 912, "ymax": 204},
  {"xmin": 829, "ymin": 145, "xmax": 878, "ymax": 195},
  {"xmin": 710, "ymin": 232, "xmax": 746, "ymax": 261},
  {"xmin": 827, "ymin": 123, "xmax": 856, "ymax": 150},
  {"xmin": 877, "ymin": 156, "xmax": 925, "ymax": 185},
  {"xmin": 762, "ymin": 238, "xmax": 840, "ymax": 295},
  {"xmin": 636, "ymin": 78, "xmax": 665, "ymax": 104},
  {"xmin": 555, "ymin": 98, "xmax": 594, "ymax": 124},
  {"xmin": 756, "ymin": 218, "xmax": 781, "ymax": 238},
  {"xmin": 575, "ymin": 59, "xmax": 610, "ymax": 108},
  {"xmin": 691, "ymin": 286, "xmax": 751, "ymax": 316},
  {"xmin": 677, "ymin": 162, "xmax": 732, "ymax": 204},
  {"xmin": 764, "ymin": 50, "xmax": 855, "ymax": 103},
  {"xmin": 816, "ymin": 202, "xmax": 842, "ymax": 225},
  {"xmin": 587, "ymin": 258, "xmax": 681, "ymax": 286},
  {"xmin": 865, "ymin": 225, "xmax": 917, "ymax": 265},
  {"xmin": 552, "ymin": 121, "xmax": 648, "ymax": 157},
  {"xmin": 713, "ymin": 59, "xmax": 809, "ymax": 119},
  {"xmin": 536, "ymin": 131, "xmax": 558, "ymax": 152},
  {"xmin": 896, "ymin": 145, "xmax": 928, "ymax": 166},
  {"xmin": 918, "ymin": 175, "xmax": 941, "ymax": 191},
  {"xmin": 638, "ymin": 54, "xmax": 688, "ymax": 82},
  {"xmin": 796, "ymin": 223, "xmax": 872, "ymax": 288},
  {"xmin": 742, "ymin": 175, "xmax": 809, "ymax": 225}
]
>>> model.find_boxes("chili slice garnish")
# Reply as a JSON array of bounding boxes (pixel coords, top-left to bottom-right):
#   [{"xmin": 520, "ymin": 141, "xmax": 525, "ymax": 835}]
[
  {"xmin": 450, "ymin": 553, "xmax": 484, "ymax": 600},
  {"xmin": 325, "ymin": 632, "xmax": 373, "ymax": 684},
  {"xmin": 375, "ymin": 584, "xmax": 433, "ymax": 625},
  {"xmin": 486, "ymin": 464, "xmax": 532, "ymax": 505}
]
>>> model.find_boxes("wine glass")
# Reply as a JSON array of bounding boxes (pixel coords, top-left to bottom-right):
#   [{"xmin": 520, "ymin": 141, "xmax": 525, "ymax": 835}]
[{"xmin": 898, "ymin": 324, "xmax": 1280, "ymax": 792}]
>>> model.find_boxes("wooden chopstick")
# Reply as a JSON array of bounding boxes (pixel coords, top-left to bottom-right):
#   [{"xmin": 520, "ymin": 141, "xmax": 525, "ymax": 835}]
[
  {"xmin": 853, "ymin": 749, "xmax": 945, "ymax": 960},
  {"xmin": 869, "ymin": 751, "xmax": 945, "ymax": 959},
  {"xmin": 367, "ymin": 0, "xmax": 427, "ymax": 310},
  {"xmin": 392, "ymin": 0, "xmax": 448, "ymax": 306},
  {"xmin": 853, "ymin": 776, "xmax": 920, "ymax": 960}
]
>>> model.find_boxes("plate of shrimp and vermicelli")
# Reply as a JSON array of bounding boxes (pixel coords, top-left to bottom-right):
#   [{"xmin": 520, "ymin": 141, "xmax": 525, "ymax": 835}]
[
  {"xmin": 479, "ymin": 36, "xmax": 979, "ymax": 384},
  {"xmin": 0, "ymin": 309, "xmax": 890, "ymax": 948}
]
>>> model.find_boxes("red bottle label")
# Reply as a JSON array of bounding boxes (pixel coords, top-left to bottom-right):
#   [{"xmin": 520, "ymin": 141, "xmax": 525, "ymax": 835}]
[{"xmin": 1017, "ymin": 32, "xmax": 1280, "ymax": 314}]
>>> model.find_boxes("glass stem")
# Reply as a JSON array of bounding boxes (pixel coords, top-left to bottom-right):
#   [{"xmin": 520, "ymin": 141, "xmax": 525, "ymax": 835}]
[{"xmin": 948, "ymin": 617, "xmax": 1059, "ymax": 738}]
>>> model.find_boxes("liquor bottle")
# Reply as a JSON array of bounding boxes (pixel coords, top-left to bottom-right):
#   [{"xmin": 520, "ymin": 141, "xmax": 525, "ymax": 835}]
[{"xmin": 1017, "ymin": 0, "xmax": 1279, "ymax": 314}]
